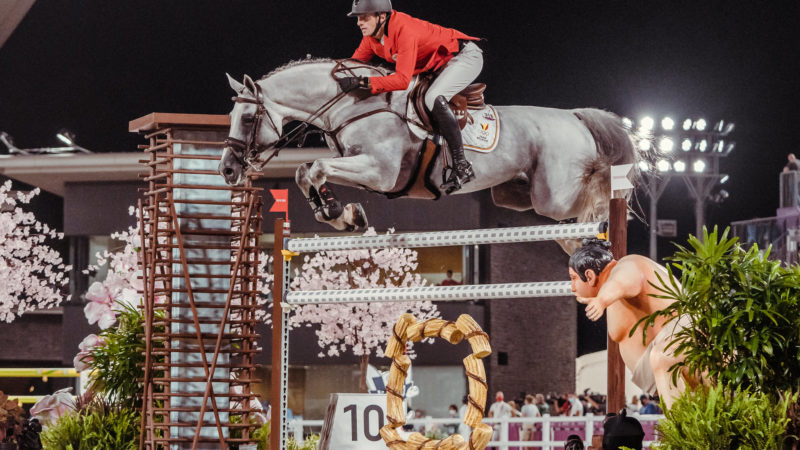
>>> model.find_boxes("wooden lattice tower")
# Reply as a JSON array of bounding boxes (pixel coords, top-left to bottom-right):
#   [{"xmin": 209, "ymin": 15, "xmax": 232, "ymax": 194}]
[{"xmin": 132, "ymin": 115, "xmax": 263, "ymax": 449}]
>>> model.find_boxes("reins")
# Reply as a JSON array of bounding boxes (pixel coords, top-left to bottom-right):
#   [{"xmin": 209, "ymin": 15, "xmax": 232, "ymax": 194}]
[{"xmin": 225, "ymin": 59, "xmax": 410, "ymax": 171}]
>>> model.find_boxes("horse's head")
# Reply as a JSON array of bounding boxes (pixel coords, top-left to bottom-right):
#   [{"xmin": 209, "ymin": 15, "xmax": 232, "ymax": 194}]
[{"xmin": 219, "ymin": 73, "xmax": 284, "ymax": 186}]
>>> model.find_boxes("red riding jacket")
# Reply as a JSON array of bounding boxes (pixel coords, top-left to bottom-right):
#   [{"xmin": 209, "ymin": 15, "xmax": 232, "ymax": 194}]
[{"xmin": 351, "ymin": 10, "xmax": 479, "ymax": 95}]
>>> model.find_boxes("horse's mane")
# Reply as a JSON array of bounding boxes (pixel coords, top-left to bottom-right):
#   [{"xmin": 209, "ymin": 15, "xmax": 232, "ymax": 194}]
[
  {"xmin": 260, "ymin": 57, "xmax": 335, "ymax": 80},
  {"xmin": 260, "ymin": 57, "xmax": 391, "ymax": 80}
]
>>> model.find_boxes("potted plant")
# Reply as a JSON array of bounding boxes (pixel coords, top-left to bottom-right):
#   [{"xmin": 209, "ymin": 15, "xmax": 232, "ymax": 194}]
[{"xmin": 0, "ymin": 390, "xmax": 25, "ymax": 449}]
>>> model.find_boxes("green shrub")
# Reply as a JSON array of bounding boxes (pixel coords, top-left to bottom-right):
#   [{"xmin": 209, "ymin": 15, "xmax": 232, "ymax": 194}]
[
  {"xmin": 654, "ymin": 384, "xmax": 792, "ymax": 450},
  {"xmin": 41, "ymin": 402, "xmax": 139, "ymax": 450},
  {"xmin": 636, "ymin": 227, "xmax": 800, "ymax": 394},
  {"xmin": 88, "ymin": 304, "xmax": 164, "ymax": 410}
]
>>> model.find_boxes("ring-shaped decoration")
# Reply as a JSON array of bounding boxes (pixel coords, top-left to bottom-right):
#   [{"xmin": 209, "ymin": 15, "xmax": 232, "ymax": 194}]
[{"xmin": 379, "ymin": 314, "xmax": 494, "ymax": 450}]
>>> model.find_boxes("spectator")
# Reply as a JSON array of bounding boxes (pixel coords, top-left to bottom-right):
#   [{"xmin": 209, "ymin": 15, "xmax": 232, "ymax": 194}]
[
  {"xmin": 564, "ymin": 433, "xmax": 585, "ymax": 450},
  {"xmin": 440, "ymin": 269, "xmax": 462, "ymax": 286},
  {"xmin": 458, "ymin": 395, "xmax": 470, "ymax": 440},
  {"xmin": 488, "ymin": 391, "xmax": 513, "ymax": 443},
  {"xmin": 535, "ymin": 393, "xmax": 550, "ymax": 415},
  {"xmin": 784, "ymin": 153, "xmax": 799, "ymax": 173},
  {"xmin": 566, "ymin": 393, "xmax": 584, "ymax": 416},
  {"xmin": 446, "ymin": 404, "xmax": 459, "ymax": 434},
  {"xmin": 508, "ymin": 400, "xmax": 521, "ymax": 417},
  {"xmin": 638, "ymin": 395, "xmax": 662, "ymax": 414},
  {"xmin": 626, "ymin": 395, "xmax": 640, "ymax": 415},
  {"xmin": 520, "ymin": 394, "xmax": 540, "ymax": 446}
]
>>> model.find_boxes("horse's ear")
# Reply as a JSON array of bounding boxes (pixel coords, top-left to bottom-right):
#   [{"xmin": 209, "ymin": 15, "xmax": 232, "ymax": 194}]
[
  {"xmin": 227, "ymin": 73, "xmax": 246, "ymax": 94},
  {"xmin": 243, "ymin": 74, "xmax": 258, "ymax": 95}
]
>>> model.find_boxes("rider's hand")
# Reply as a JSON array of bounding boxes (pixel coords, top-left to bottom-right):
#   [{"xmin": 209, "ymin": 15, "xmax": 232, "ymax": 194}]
[
  {"xmin": 337, "ymin": 76, "xmax": 369, "ymax": 92},
  {"xmin": 576, "ymin": 296, "xmax": 606, "ymax": 322}
]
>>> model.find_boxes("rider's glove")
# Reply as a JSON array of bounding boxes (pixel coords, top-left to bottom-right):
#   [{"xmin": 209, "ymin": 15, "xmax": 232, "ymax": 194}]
[{"xmin": 337, "ymin": 76, "xmax": 369, "ymax": 93}]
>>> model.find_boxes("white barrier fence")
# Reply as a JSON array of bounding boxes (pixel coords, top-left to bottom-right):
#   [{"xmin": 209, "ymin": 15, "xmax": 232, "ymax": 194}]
[
  {"xmin": 273, "ymin": 218, "xmax": 616, "ymax": 448},
  {"xmin": 289, "ymin": 415, "xmax": 664, "ymax": 449}
]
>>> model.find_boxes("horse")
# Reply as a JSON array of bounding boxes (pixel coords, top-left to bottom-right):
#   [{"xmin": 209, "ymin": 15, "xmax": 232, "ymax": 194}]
[{"xmin": 219, "ymin": 58, "xmax": 638, "ymax": 252}]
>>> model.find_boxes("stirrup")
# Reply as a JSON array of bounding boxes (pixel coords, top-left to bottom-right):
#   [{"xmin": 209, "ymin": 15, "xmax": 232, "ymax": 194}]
[{"xmin": 440, "ymin": 163, "xmax": 474, "ymax": 195}]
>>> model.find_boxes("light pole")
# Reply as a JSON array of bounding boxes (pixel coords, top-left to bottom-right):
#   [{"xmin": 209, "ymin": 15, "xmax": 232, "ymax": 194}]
[{"xmin": 632, "ymin": 116, "xmax": 734, "ymax": 255}]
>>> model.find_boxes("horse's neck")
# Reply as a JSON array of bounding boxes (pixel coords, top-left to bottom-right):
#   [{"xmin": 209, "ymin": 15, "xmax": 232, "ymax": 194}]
[
  {"xmin": 261, "ymin": 62, "xmax": 403, "ymax": 131},
  {"xmin": 261, "ymin": 64, "xmax": 358, "ymax": 131}
]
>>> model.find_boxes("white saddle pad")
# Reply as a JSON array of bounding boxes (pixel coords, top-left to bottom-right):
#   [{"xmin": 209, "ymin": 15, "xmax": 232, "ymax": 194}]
[
  {"xmin": 404, "ymin": 85, "xmax": 501, "ymax": 153},
  {"xmin": 462, "ymin": 105, "xmax": 500, "ymax": 153}
]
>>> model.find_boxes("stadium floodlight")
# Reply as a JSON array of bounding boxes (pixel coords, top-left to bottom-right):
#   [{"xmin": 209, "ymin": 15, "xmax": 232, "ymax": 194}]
[
  {"xmin": 622, "ymin": 117, "xmax": 633, "ymax": 128},
  {"xmin": 638, "ymin": 139, "xmax": 651, "ymax": 151},
  {"xmin": 682, "ymin": 118, "xmax": 693, "ymax": 131},
  {"xmin": 638, "ymin": 160, "xmax": 650, "ymax": 172},
  {"xmin": 56, "ymin": 129, "xmax": 76, "ymax": 145},
  {"xmin": 693, "ymin": 159, "xmax": 706, "ymax": 173},
  {"xmin": 673, "ymin": 160, "xmax": 686, "ymax": 172},
  {"xmin": 640, "ymin": 116, "xmax": 655, "ymax": 131},
  {"xmin": 661, "ymin": 117, "xmax": 675, "ymax": 130},
  {"xmin": 681, "ymin": 139, "xmax": 692, "ymax": 151},
  {"xmin": 697, "ymin": 139, "xmax": 708, "ymax": 152},
  {"xmin": 719, "ymin": 122, "xmax": 735, "ymax": 136},
  {"xmin": 658, "ymin": 137, "xmax": 674, "ymax": 153},
  {"xmin": 695, "ymin": 118, "xmax": 707, "ymax": 131},
  {"xmin": 657, "ymin": 159, "xmax": 671, "ymax": 172},
  {"xmin": 723, "ymin": 142, "xmax": 735, "ymax": 155}
]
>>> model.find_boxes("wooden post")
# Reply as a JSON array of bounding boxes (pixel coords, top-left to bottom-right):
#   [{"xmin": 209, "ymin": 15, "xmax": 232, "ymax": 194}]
[
  {"xmin": 270, "ymin": 219, "xmax": 285, "ymax": 450},
  {"xmin": 607, "ymin": 198, "xmax": 627, "ymax": 414}
]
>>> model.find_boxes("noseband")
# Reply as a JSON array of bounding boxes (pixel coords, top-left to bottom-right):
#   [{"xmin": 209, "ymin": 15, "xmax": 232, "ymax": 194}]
[{"xmin": 224, "ymin": 82, "xmax": 281, "ymax": 171}]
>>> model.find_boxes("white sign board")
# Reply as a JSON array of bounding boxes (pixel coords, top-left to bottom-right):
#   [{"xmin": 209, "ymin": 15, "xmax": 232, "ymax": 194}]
[
  {"xmin": 319, "ymin": 393, "xmax": 399, "ymax": 450},
  {"xmin": 656, "ymin": 219, "xmax": 677, "ymax": 237}
]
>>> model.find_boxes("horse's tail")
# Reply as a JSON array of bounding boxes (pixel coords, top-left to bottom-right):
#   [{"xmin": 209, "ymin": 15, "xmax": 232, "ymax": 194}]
[{"xmin": 572, "ymin": 108, "xmax": 639, "ymax": 223}]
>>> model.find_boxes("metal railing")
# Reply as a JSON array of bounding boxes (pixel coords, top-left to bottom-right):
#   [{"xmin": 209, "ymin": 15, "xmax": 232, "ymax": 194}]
[{"xmin": 288, "ymin": 414, "xmax": 664, "ymax": 449}]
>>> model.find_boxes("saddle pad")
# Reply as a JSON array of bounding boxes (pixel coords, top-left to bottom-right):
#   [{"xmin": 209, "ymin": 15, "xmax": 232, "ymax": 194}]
[{"xmin": 462, "ymin": 105, "xmax": 500, "ymax": 153}]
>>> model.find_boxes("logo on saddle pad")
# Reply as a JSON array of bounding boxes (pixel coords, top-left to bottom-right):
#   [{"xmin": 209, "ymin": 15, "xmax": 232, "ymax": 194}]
[
  {"xmin": 461, "ymin": 105, "xmax": 500, "ymax": 152},
  {"xmin": 407, "ymin": 103, "xmax": 501, "ymax": 153}
]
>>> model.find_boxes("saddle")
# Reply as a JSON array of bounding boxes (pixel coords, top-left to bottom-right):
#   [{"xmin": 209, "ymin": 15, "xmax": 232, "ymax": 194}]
[{"xmin": 410, "ymin": 74, "xmax": 487, "ymax": 132}]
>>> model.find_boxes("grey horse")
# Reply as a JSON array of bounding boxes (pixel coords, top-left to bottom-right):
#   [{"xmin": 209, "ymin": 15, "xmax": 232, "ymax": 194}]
[{"xmin": 219, "ymin": 59, "xmax": 637, "ymax": 251}]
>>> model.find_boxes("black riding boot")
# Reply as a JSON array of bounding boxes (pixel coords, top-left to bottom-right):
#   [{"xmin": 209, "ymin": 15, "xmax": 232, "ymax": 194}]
[{"xmin": 432, "ymin": 95, "xmax": 474, "ymax": 194}]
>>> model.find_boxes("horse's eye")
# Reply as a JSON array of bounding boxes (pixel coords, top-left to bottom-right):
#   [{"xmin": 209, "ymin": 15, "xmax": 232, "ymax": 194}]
[{"xmin": 241, "ymin": 116, "xmax": 255, "ymax": 124}]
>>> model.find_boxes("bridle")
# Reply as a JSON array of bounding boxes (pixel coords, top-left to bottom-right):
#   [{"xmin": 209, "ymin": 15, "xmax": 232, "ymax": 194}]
[
  {"xmin": 224, "ymin": 79, "xmax": 341, "ymax": 173},
  {"xmin": 224, "ymin": 60, "xmax": 401, "ymax": 172}
]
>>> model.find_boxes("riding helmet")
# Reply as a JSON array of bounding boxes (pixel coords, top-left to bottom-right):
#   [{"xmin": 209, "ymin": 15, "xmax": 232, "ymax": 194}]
[{"xmin": 347, "ymin": 0, "xmax": 392, "ymax": 16}]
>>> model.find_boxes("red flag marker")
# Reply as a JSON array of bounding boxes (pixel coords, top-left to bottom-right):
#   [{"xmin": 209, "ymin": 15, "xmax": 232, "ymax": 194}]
[{"xmin": 269, "ymin": 189, "xmax": 289, "ymax": 221}]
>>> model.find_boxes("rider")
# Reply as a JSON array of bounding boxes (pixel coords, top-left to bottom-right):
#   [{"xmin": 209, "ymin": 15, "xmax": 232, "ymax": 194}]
[{"xmin": 337, "ymin": 0, "xmax": 483, "ymax": 193}]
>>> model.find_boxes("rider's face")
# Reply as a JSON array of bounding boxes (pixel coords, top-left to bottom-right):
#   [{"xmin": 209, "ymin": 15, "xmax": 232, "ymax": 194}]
[{"xmin": 356, "ymin": 13, "xmax": 383, "ymax": 37}]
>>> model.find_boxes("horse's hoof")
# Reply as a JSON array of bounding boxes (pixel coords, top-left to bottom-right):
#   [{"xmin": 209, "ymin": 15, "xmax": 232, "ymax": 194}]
[
  {"xmin": 351, "ymin": 203, "xmax": 368, "ymax": 229},
  {"xmin": 322, "ymin": 200, "xmax": 344, "ymax": 221}
]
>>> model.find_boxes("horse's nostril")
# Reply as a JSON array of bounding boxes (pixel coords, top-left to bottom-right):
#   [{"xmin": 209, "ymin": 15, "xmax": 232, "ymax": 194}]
[{"xmin": 224, "ymin": 168, "xmax": 234, "ymax": 177}]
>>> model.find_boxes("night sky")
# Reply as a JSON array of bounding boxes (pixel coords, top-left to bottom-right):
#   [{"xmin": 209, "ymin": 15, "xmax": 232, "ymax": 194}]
[{"xmin": 1, "ymin": 1, "xmax": 798, "ymax": 256}]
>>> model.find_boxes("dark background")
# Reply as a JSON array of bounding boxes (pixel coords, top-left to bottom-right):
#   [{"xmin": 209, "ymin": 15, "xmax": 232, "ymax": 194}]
[{"xmin": 1, "ymin": 1, "xmax": 798, "ymax": 355}]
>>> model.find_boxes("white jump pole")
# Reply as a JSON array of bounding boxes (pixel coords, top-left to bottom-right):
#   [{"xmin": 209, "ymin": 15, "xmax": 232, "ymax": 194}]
[
  {"xmin": 286, "ymin": 222, "xmax": 604, "ymax": 252},
  {"xmin": 273, "ymin": 219, "xmax": 609, "ymax": 446}
]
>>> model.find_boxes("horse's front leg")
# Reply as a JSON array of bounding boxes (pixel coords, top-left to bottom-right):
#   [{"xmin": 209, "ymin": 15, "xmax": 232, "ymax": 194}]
[
  {"xmin": 295, "ymin": 155, "xmax": 392, "ymax": 231},
  {"xmin": 295, "ymin": 162, "xmax": 343, "ymax": 225}
]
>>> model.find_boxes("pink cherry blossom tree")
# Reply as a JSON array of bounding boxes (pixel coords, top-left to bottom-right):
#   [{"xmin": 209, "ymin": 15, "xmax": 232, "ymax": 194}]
[
  {"xmin": 279, "ymin": 228, "xmax": 439, "ymax": 390},
  {"xmin": 82, "ymin": 214, "xmax": 143, "ymax": 330},
  {"xmin": 0, "ymin": 180, "xmax": 70, "ymax": 322}
]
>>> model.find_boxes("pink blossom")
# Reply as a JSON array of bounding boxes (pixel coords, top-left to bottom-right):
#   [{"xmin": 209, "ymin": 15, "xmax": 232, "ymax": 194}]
[
  {"xmin": 30, "ymin": 387, "xmax": 75, "ymax": 425},
  {"xmin": 272, "ymin": 227, "xmax": 439, "ymax": 360},
  {"xmin": 0, "ymin": 180, "xmax": 70, "ymax": 322},
  {"xmin": 73, "ymin": 334, "xmax": 105, "ymax": 371}
]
